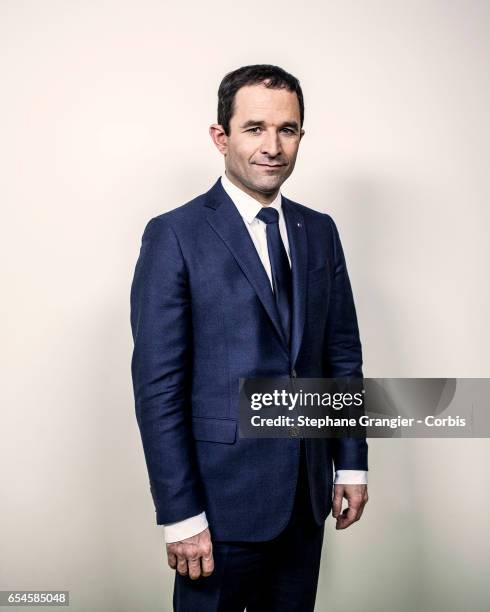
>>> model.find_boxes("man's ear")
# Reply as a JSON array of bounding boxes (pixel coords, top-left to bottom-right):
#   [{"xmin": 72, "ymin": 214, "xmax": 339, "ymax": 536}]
[
  {"xmin": 299, "ymin": 128, "xmax": 305, "ymax": 141},
  {"xmin": 209, "ymin": 124, "xmax": 228, "ymax": 155}
]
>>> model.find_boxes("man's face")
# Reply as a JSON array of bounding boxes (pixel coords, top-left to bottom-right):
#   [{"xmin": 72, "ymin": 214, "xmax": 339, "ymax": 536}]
[{"xmin": 215, "ymin": 82, "xmax": 304, "ymax": 202}]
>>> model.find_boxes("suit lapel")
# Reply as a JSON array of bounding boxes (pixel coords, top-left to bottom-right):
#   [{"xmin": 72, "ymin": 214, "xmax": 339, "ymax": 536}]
[
  {"xmin": 204, "ymin": 178, "xmax": 290, "ymax": 357},
  {"xmin": 282, "ymin": 197, "xmax": 307, "ymax": 369}
]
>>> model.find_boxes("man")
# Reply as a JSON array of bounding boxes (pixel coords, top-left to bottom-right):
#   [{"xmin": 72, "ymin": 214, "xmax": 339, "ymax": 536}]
[{"xmin": 130, "ymin": 64, "xmax": 368, "ymax": 612}]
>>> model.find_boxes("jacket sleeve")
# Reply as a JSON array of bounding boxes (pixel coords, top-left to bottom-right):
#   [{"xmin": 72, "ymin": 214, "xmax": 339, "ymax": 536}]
[
  {"xmin": 130, "ymin": 216, "xmax": 205, "ymax": 524},
  {"xmin": 323, "ymin": 214, "xmax": 368, "ymax": 472}
]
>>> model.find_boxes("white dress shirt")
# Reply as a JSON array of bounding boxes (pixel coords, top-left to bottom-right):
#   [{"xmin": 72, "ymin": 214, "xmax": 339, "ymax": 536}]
[{"xmin": 163, "ymin": 172, "xmax": 367, "ymax": 543}]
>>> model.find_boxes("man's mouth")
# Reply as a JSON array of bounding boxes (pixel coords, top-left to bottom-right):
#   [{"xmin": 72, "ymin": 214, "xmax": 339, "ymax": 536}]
[{"xmin": 254, "ymin": 163, "xmax": 285, "ymax": 168}]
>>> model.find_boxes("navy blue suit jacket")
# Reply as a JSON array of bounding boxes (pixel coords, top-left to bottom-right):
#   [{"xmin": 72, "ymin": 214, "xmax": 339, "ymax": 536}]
[{"xmin": 130, "ymin": 177, "xmax": 368, "ymax": 541}]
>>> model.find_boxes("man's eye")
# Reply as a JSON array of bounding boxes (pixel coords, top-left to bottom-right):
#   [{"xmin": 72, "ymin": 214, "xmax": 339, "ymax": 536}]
[{"xmin": 246, "ymin": 127, "xmax": 296, "ymax": 135}]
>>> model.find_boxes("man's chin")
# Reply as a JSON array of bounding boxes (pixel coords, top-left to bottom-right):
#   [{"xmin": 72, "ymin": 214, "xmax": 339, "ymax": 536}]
[{"xmin": 250, "ymin": 176, "xmax": 283, "ymax": 194}]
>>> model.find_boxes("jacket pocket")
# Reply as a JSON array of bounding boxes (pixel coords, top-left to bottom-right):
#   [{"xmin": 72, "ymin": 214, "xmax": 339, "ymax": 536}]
[
  {"xmin": 308, "ymin": 263, "xmax": 329, "ymax": 284},
  {"xmin": 191, "ymin": 417, "xmax": 237, "ymax": 444}
]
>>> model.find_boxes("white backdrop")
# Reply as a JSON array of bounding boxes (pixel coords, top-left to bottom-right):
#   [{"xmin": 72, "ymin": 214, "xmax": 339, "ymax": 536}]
[{"xmin": 1, "ymin": 1, "xmax": 489, "ymax": 611}]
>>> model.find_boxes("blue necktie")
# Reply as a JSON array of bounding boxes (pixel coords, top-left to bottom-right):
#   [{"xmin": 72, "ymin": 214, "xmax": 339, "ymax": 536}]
[{"xmin": 256, "ymin": 207, "xmax": 292, "ymax": 347}]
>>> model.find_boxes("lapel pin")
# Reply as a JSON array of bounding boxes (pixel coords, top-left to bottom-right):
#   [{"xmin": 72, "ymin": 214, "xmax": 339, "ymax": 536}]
[{"xmin": 297, "ymin": 222, "xmax": 302, "ymax": 227}]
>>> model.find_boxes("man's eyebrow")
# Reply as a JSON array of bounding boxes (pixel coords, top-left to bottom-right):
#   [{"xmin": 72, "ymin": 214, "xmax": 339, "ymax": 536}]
[{"xmin": 240, "ymin": 119, "xmax": 300, "ymax": 131}]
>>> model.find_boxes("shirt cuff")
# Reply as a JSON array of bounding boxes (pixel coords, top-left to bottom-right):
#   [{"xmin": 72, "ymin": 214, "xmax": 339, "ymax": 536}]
[
  {"xmin": 163, "ymin": 511, "xmax": 209, "ymax": 544},
  {"xmin": 334, "ymin": 470, "xmax": 368, "ymax": 485}
]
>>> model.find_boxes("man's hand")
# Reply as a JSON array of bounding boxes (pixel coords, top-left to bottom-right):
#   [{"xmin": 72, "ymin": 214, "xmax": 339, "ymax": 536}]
[
  {"xmin": 166, "ymin": 527, "xmax": 214, "ymax": 580},
  {"xmin": 332, "ymin": 484, "xmax": 368, "ymax": 530}
]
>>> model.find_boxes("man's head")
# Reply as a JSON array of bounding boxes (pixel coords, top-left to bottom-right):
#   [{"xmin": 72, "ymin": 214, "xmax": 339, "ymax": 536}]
[{"xmin": 209, "ymin": 64, "xmax": 305, "ymax": 204}]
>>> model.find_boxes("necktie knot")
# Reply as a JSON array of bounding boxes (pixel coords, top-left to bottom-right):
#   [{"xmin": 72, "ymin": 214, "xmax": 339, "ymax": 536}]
[{"xmin": 256, "ymin": 207, "xmax": 279, "ymax": 225}]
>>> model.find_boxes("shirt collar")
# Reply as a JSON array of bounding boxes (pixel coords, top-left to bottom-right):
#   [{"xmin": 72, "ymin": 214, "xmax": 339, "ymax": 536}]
[{"xmin": 220, "ymin": 172, "xmax": 283, "ymax": 225}]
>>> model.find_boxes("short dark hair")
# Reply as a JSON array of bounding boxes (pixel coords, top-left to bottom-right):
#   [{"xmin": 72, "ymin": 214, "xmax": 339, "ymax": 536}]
[{"xmin": 217, "ymin": 64, "xmax": 304, "ymax": 136}]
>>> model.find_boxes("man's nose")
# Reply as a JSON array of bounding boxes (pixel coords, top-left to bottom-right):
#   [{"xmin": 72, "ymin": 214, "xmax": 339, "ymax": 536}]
[{"xmin": 260, "ymin": 130, "xmax": 282, "ymax": 157}]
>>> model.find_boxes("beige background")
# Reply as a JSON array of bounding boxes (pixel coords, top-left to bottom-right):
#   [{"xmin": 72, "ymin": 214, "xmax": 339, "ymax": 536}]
[{"xmin": 1, "ymin": 1, "xmax": 490, "ymax": 610}]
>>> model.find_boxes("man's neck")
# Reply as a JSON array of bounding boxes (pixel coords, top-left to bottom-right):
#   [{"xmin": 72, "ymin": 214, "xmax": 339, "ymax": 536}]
[{"xmin": 224, "ymin": 170, "xmax": 279, "ymax": 206}]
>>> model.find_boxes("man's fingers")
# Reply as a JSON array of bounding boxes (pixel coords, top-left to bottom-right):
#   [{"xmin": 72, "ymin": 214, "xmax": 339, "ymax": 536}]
[
  {"xmin": 201, "ymin": 551, "xmax": 215, "ymax": 577},
  {"xmin": 167, "ymin": 551, "xmax": 177, "ymax": 569},
  {"xmin": 165, "ymin": 528, "xmax": 215, "ymax": 580},
  {"xmin": 350, "ymin": 491, "xmax": 368, "ymax": 521},
  {"xmin": 333, "ymin": 485, "xmax": 368, "ymax": 529},
  {"xmin": 357, "ymin": 496, "xmax": 368, "ymax": 520},
  {"xmin": 332, "ymin": 488, "xmax": 344, "ymax": 518},
  {"xmin": 336, "ymin": 505, "xmax": 358, "ymax": 529},
  {"xmin": 176, "ymin": 553, "xmax": 188, "ymax": 576},
  {"xmin": 187, "ymin": 556, "xmax": 201, "ymax": 580},
  {"xmin": 337, "ymin": 494, "xmax": 369, "ymax": 528}
]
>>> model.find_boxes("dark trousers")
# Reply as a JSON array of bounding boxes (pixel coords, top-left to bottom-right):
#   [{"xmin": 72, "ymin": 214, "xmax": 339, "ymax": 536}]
[{"xmin": 173, "ymin": 441, "xmax": 325, "ymax": 611}]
